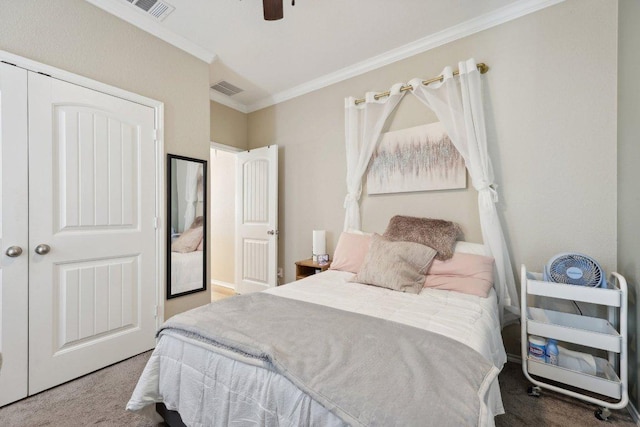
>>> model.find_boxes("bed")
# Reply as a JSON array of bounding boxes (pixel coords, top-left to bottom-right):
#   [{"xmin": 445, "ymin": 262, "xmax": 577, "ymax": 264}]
[
  {"xmin": 128, "ymin": 222, "xmax": 507, "ymax": 427},
  {"xmin": 170, "ymin": 251, "xmax": 204, "ymax": 295}
]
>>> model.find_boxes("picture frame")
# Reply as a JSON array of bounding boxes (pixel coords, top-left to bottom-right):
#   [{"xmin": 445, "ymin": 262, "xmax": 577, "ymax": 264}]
[{"xmin": 367, "ymin": 122, "xmax": 466, "ymax": 195}]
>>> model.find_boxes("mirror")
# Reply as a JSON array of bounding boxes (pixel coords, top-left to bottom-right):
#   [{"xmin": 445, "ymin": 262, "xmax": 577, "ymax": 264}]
[{"xmin": 167, "ymin": 154, "xmax": 207, "ymax": 299}]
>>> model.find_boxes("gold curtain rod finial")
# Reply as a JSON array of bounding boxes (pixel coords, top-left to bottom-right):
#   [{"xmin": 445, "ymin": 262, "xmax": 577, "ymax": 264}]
[{"xmin": 477, "ymin": 63, "xmax": 489, "ymax": 74}]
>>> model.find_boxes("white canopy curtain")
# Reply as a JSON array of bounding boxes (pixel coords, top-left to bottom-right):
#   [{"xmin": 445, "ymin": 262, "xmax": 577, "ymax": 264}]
[
  {"xmin": 183, "ymin": 162, "xmax": 201, "ymax": 230},
  {"xmin": 343, "ymin": 59, "xmax": 518, "ymax": 326},
  {"xmin": 343, "ymin": 83, "xmax": 406, "ymax": 231}
]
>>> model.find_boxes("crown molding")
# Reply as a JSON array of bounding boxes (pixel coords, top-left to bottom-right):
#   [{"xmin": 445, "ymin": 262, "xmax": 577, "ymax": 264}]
[
  {"xmin": 103, "ymin": 0, "xmax": 563, "ymax": 113},
  {"xmin": 209, "ymin": 89, "xmax": 249, "ymax": 113},
  {"xmin": 85, "ymin": 0, "xmax": 216, "ymax": 63},
  {"xmin": 245, "ymin": 0, "xmax": 564, "ymax": 113}
]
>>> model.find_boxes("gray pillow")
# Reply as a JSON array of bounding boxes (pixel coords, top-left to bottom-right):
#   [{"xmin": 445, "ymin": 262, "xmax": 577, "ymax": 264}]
[
  {"xmin": 350, "ymin": 234, "xmax": 437, "ymax": 294},
  {"xmin": 383, "ymin": 215, "xmax": 461, "ymax": 261}
]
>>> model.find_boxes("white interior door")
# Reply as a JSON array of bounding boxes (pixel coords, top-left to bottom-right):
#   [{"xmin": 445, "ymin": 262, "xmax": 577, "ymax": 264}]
[
  {"xmin": 235, "ymin": 145, "xmax": 278, "ymax": 294},
  {"xmin": 0, "ymin": 62, "xmax": 29, "ymax": 407},
  {"xmin": 27, "ymin": 72, "xmax": 158, "ymax": 394}
]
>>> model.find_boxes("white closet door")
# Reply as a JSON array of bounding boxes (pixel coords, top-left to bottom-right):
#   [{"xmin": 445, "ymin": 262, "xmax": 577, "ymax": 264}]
[
  {"xmin": 235, "ymin": 145, "xmax": 278, "ymax": 294},
  {"xmin": 27, "ymin": 72, "xmax": 157, "ymax": 394},
  {"xmin": 0, "ymin": 62, "xmax": 29, "ymax": 407}
]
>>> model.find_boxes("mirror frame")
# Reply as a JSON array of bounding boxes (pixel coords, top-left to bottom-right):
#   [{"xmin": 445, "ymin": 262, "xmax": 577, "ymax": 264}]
[{"xmin": 166, "ymin": 154, "xmax": 207, "ymax": 299}]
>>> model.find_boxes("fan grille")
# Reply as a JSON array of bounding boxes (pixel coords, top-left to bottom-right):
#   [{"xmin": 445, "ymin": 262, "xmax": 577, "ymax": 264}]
[{"xmin": 547, "ymin": 254, "xmax": 602, "ymax": 287}]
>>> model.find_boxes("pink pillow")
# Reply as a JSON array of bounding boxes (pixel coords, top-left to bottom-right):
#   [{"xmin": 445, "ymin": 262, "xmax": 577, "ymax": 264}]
[
  {"xmin": 171, "ymin": 226, "xmax": 203, "ymax": 253},
  {"xmin": 329, "ymin": 232, "xmax": 372, "ymax": 273},
  {"xmin": 424, "ymin": 252, "xmax": 494, "ymax": 297}
]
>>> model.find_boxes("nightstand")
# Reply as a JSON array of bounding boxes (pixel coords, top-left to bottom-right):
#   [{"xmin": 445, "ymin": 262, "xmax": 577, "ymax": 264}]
[{"xmin": 295, "ymin": 258, "xmax": 331, "ymax": 280}]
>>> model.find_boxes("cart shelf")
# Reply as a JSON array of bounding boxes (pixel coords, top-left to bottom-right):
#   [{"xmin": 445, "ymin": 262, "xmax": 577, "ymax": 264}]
[
  {"xmin": 527, "ymin": 307, "xmax": 621, "ymax": 352},
  {"xmin": 527, "ymin": 357, "xmax": 621, "ymax": 399},
  {"xmin": 525, "ymin": 271, "xmax": 622, "ymax": 307}
]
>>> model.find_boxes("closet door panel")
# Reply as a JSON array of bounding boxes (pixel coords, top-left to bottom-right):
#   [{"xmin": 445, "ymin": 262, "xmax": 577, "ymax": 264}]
[
  {"xmin": 0, "ymin": 62, "xmax": 29, "ymax": 407},
  {"xmin": 27, "ymin": 72, "xmax": 157, "ymax": 395},
  {"xmin": 55, "ymin": 107, "xmax": 139, "ymax": 231}
]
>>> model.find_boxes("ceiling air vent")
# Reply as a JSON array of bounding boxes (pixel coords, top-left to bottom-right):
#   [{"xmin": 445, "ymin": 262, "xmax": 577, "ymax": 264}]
[
  {"xmin": 211, "ymin": 81, "xmax": 244, "ymax": 97},
  {"xmin": 125, "ymin": 0, "xmax": 175, "ymax": 21}
]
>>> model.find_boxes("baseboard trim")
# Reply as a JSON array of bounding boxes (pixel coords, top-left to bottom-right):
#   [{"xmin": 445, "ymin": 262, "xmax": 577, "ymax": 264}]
[
  {"xmin": 210, "ymin": 279, "xmax": 235, "ymax": 290},
  {"xmin": 506, "ymin": 353, "xmax": 522, "ymax": 364}
]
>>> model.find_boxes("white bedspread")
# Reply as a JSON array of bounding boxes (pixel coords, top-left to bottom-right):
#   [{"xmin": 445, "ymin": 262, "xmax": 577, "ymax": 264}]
[
  {"xmin": 268, "ymin": 270, "xmax": 506, "ymax": 369},
  {"xmin": 128, "ymin": 270, "xmax": 507, "ymax": 426}
]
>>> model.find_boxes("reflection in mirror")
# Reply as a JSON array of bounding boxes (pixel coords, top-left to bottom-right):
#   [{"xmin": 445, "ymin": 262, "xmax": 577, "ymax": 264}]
[{"xmin": 167, "ymin": 154, "xmax": 207, "ymax": 299}]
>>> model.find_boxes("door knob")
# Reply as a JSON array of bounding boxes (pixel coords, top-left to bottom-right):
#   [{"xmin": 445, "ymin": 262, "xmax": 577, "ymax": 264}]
[
  {"xmin": 34, "ymin": 244, "xmax": 51, "ymax": 255},
  {"xmin": 267, "ymin": 230, "xmax": 279, "ymax": 235},
  {"xmin": 5, "ymin": 246, "xmax": 23, "ymax": 257}
]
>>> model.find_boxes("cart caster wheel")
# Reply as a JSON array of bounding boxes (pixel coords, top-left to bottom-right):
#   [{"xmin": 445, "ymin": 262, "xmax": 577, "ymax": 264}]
[
  {"xmin": 527, "ymin": 386, "xmax": 541, "ymax": 397},
  {"xmin": 595, "ymin": 407, "xmax": 611, "ymax": 421}
]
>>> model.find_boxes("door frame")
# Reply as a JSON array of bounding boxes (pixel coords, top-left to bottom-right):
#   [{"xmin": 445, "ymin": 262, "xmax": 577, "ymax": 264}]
[
  {"xmin": 0, "ymin": 50, "xmax": 166, "ymax": 326},
  {"xmin": 209, "ymin": 141, "xmax": 242, "ymax": 292}
]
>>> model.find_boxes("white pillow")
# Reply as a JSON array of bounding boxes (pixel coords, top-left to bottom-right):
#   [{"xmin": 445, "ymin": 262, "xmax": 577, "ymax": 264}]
[
  {"xmin": 346, "ymin": 228, "xmax": 374, "ymax": 236},
  {"xmin": 454, "ymin": 241, "xmax": 488, "ymax": 256}
]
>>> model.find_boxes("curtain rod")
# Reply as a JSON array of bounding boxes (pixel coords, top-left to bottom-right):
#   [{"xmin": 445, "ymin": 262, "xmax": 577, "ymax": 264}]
[{"xmin": 353, "ymin": 62, "xmax": 489, "ymax": 106}]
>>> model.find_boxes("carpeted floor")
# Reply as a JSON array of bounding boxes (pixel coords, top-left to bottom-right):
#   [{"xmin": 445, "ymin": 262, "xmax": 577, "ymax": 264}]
[
  {"xmin": 0, "ymin": 351, "xmax": 158, "ymax": 427},
  {"xmin": 496, "ymin": 361, "xmax": 635, "ymax": 426},
  {"xmin": 0, "ymin": 354, "xmax": 636, "ymax": 426}
]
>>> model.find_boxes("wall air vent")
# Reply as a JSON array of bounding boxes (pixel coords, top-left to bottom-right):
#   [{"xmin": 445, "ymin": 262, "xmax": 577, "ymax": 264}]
[
  {"xmin": 211, "ymin": 81, "xmax": 244, "ymax": 97},
  {"xmin": 125, "ymin": 0, "xmax": 175, "ymax": 21}
]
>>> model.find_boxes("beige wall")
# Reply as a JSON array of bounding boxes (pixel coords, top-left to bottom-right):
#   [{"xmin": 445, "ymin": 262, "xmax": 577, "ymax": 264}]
[
  {"xmin": 211, "ymin": 101, "xmax": 249, "ymax": 150},
  {"xmin": 210, "ymin": 149, "xmax": 237, "ymax": 286},
  {"xmin": 248, "ymin": 0, "xmax": 619, "ymax": 304},
  {"xmin": 617, "ymin": 0, "xmax": 640, "ymax": 410},
  {"xmin": 0, "ymin": 0, "xmax": 212, "ymax": 319}
]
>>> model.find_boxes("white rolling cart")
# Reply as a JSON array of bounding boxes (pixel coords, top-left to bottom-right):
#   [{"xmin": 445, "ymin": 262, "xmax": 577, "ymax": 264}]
[{"xmin": 520, "ymin": 265, "xmax": 628, "ymax": 421}]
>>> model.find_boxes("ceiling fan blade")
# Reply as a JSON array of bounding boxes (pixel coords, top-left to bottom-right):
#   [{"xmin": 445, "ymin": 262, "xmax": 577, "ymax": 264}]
[{"xmin": 263, "ymin": 0, "xmax": 283, "ymax": 20}]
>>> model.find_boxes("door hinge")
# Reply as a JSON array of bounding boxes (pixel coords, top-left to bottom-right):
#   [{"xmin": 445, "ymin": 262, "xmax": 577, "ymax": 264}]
[
  {"xmin": 153, "ymin": 216, "xmax": 160, "ymax": 229},
  {"xmin": 154, "ymin": 305, "xmax": 160, "ymax": 319},
  {"xmin": 153, "ymin": 128, "xmax": 160, "ymax": 141}
]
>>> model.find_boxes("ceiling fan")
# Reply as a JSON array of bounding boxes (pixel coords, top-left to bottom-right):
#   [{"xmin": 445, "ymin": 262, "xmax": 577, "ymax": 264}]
[{"xmin": 262, "ymin": 0, "xmax": 295, "ymax": 21}]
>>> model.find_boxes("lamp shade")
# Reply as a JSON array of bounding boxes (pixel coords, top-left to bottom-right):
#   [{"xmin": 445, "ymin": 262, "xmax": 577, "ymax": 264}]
[{"xmin": 312, "ymin": 230, "xmax": 326, "ymax": 255}]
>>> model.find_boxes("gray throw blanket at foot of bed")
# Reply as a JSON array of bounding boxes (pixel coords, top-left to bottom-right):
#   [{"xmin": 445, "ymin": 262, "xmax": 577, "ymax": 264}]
[{"xmin": 160, "ymin": 292, "xmax": 498, "ymax": 427}]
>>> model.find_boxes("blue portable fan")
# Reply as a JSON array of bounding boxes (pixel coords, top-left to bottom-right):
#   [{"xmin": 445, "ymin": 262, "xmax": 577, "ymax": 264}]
[{"xmin": 543, "ymin": 253, "xmax": 605, "ymax": 288}]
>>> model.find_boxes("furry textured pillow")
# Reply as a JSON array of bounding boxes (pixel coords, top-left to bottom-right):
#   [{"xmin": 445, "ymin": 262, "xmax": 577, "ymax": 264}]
[
  {"xmin": 351, "ymin": 234, "xmax": 437, "ymax": 294},
  {"xmin": 424, "ymin": 252, "xmax": 495, "ymax": 297},
  {"xmin": 383, "ymin": 215, "xmax": 461, "ymax": 261},
  {"xmin": 330, "ymin": 232, "xmax": 372, "ymax": 273}
]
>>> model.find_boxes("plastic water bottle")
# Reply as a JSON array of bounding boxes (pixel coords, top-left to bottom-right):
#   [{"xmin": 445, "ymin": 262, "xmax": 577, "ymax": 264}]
[{"xmin": 546, "ymin": 339, "xmax": 559, "ymax": 365}]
